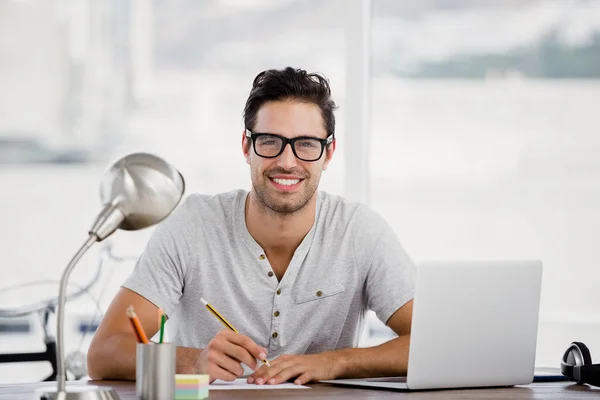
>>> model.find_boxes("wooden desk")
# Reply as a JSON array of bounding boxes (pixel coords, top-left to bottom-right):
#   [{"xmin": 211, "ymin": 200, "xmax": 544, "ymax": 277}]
[{"xmin": 0, "ymin": 380, "xmax": 598, "ymax": 399}]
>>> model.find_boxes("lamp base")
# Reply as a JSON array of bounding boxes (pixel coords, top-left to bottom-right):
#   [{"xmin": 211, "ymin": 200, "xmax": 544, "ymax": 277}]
[{"xmin": 37, "ymin": 385, "xmax": 120, "ymax": 400}]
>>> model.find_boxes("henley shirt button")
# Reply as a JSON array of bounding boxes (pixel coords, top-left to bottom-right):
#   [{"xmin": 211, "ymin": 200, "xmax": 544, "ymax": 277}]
[
  {"xmin": 316, "ymin": 290, "xmax": 323, "ymax": 297},
  {"xmin": 274, "ymin": 311, "xmax": 280, "ymax": 317},
  {"xmin": 259, "ymin": 254, "xmax": 266, "ymax": 260},
  {"xmin": 267, "ymin": 271, "xmax": 274, "ymax": 277},
  {"xmin": 272, "ymin": 332, "xmax": 278, "ymax": 338},
  {"xmin": 276, "ymin": 289, "xmax": 281, "ymax": 295}
]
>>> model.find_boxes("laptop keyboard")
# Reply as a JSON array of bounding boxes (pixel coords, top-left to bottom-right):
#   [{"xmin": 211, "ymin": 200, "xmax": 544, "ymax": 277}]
[{"xmin": 366, "ymin": 377, "xmax": 407, "ymax": 383}]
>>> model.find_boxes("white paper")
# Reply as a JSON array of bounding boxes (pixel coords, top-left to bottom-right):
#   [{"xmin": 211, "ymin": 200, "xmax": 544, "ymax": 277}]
[{"xmin": 210, "ymin": 378, "xmax": 309, "ymax": 390}]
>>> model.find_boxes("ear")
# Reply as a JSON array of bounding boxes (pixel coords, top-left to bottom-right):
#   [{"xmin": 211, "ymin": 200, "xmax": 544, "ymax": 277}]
[
  {"xmin": 242, "ymin": 130, "xmax": 251, "ymax": 165},
  {"xmin": 322, "ymin": 139, "xmax": 336, "ymax": 171}
]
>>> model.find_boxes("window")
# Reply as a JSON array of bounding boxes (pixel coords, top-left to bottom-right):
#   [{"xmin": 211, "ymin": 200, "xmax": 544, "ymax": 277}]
[
  {"xmin": 370, "ymin": 0, "xmax": 600, "ymax": 367},
  {"xmin": 0, "ymin": 0, "xmax": 346, "ymax": 382}
]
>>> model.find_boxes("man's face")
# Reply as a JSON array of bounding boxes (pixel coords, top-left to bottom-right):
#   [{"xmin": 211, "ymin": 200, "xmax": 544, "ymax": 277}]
[{"xmin": 243, "ymin": 100, "xmax": 334, "ymax": 215}]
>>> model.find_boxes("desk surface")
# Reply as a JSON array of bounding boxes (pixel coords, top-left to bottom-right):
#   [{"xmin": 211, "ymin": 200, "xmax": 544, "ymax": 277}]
[{"xmin": 0, "ymin": 380, "xmax": 598, "ymax": 399}]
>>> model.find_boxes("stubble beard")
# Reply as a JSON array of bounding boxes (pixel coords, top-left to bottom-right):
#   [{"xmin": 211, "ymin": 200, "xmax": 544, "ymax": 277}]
[{"xmin": 252, "ymin": 170, "xmax": 319, "ymax": 216}]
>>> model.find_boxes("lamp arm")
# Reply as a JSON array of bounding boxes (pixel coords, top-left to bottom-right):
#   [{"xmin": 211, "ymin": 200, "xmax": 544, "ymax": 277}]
[{"xmin": 56, "ymin": 234, "xmax": 98, "ymax": 394}]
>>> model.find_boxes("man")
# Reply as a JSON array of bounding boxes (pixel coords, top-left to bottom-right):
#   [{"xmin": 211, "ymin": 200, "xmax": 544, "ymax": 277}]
[{"xmin": 87, "ymin": 67, "xmax": 415, "ymax": 385}]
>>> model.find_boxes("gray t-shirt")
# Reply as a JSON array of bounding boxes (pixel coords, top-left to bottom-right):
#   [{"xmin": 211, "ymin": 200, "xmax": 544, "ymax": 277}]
[{"xmin": 123, "ymin": 189, "xmax": 415, "ymax": 363}]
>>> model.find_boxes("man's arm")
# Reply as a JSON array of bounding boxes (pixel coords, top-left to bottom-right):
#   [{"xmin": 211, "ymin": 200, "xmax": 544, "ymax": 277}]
[
  {"xmin": 329, "ymin": 299, "xmax": 412, "ymax": 378},
  {"xmin": 87, "ymin": 287, "xmax": 163, "ymax": 380},
  {"xmin": 88, "ymin": 288, "xmax": 208, "ymax": 380},
  {"xmin": 248, "ymin": 299, "xmax": 413, "ymax": 385},
  {"xmin": 87, "ymin": 288, "xmax": 268, "ymax": 381}
]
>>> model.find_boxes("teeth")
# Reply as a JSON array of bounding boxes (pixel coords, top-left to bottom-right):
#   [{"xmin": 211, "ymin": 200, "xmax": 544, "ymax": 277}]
[{"xmin": 273, "ymin": 178, "xmax": 300, "ymax": 186}]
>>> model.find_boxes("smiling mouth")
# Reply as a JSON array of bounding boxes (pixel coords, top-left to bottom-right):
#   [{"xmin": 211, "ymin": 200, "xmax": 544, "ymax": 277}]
[{"xmin": 271, "ymin": 177, "xmax": 302, "ymax": 186}]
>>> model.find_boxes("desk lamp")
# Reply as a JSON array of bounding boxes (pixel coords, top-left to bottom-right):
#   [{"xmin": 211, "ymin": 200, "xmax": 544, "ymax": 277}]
[{"xmin": 39, "ymin": 153, "xmax": 185, "ymax": 400}]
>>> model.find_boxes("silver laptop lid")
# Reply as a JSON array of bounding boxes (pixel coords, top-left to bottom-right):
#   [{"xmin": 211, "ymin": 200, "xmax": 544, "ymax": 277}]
[{"xmin": 407, "ymin": 260, "xmax": 543, "ymax": 390}]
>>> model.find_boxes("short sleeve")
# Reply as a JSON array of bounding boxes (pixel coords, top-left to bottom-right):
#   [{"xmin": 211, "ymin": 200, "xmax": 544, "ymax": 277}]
[
  {"xmin": 121, "ymin": 195, "xmax": 196, "ymax": 318},
  {"xmin": 353, "ymin": 205, "xmax": 416, "ymax": 324}
]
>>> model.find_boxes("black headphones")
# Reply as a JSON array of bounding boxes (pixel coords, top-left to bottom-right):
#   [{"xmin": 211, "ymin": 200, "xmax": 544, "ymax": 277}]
[{"xmin": 561, "ymin": 342, "xmax": 600, "ymax": 387}]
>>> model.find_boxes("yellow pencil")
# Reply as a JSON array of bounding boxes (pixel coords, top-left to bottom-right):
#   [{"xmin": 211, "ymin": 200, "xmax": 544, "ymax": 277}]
[{"xmin": 200, "ymin": 298, "xmax": 271, "ymax": 367}]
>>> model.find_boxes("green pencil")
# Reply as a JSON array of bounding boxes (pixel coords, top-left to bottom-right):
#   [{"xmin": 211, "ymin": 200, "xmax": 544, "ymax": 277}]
[{"xmin": 159, "ymin": 313, "xmax": 167, "ymax": 343}]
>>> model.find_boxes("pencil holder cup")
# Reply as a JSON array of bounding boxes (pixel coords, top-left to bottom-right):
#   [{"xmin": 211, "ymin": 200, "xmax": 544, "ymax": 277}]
[{"xmin": 136, "ymin": 342, "xmax": 176, "ymax": 400}]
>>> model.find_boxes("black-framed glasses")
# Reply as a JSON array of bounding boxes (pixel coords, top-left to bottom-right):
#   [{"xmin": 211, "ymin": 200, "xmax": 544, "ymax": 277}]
[
  {"xmin": 245, "ymin": 129, "xmax": 334, "ymax": 162},
  {"xmin": 561, "ymin": 341, "xmax": 600, "ymax": 387}
]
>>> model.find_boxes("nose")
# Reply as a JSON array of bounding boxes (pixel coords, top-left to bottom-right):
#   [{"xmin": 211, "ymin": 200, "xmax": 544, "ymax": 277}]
[{"xmin": 276, "ymin": 143, "xmax": 298, "ymax": 170}]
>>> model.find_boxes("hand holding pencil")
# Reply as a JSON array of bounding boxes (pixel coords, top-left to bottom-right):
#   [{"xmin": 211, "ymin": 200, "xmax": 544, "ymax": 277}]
[
  {"xmin": 199, "ymin": 297, "xmax": 271, "ymax": 381},
  {"xmin": 201, "ymin": 298, "xmax": 270, "ymax": 367}
]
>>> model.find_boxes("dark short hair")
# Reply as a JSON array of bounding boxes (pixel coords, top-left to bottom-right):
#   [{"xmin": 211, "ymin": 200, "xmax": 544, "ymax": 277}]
[{"xmin": 243, "ymin": 67, "xmax": 337, "ymax": 139}]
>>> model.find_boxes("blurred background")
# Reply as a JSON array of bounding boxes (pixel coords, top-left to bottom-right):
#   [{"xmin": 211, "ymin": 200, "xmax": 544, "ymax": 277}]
[{"xmin": 1, "ymin": 0, "xmax": 599, "ymax": 383}]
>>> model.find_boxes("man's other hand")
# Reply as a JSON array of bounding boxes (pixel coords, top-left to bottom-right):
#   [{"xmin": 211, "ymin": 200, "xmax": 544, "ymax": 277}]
[{"xmin": 246, "ymin": 353, "xmax": 339, "ymax": 385}]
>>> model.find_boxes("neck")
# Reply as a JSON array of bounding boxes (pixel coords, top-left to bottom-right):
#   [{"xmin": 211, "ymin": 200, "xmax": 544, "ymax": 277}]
[{"xmin": 245, "ymin": 191, "xmax": 317, "ymax": 254}]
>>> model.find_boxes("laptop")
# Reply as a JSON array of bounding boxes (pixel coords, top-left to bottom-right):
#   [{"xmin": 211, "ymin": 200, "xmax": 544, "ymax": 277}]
[{"xmin": 322, "ymin": 260, "xmax": 543, "ymax": 390}]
